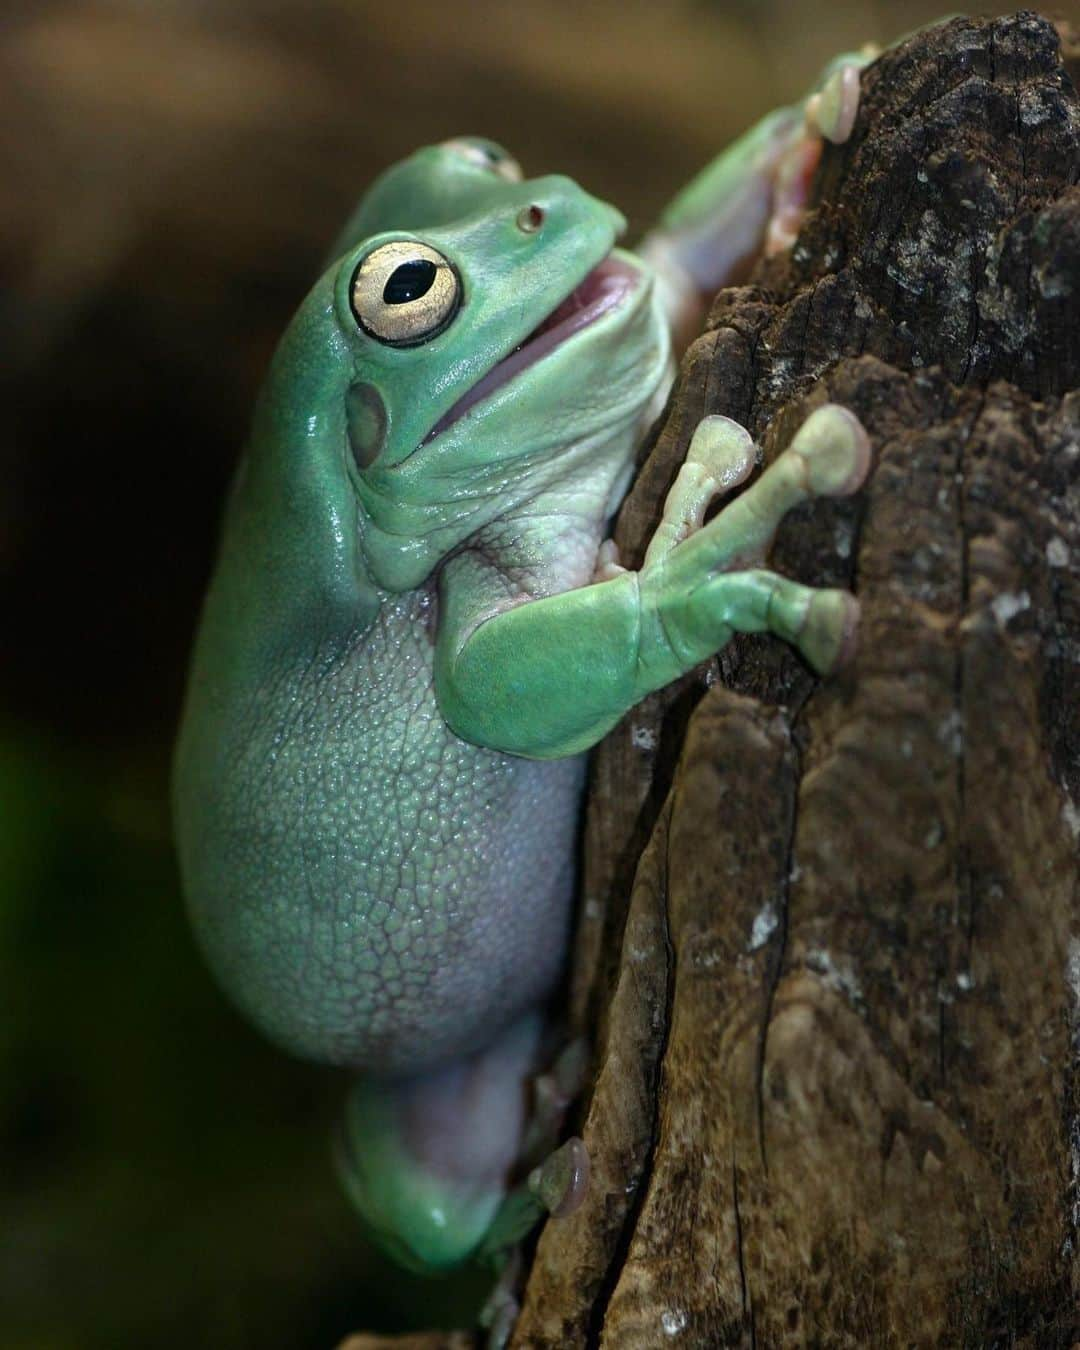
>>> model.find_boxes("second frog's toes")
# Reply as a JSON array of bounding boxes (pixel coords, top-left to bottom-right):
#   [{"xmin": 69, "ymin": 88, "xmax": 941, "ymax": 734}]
[
  {"xmin": 806, "ymin": 45, "xmax": 878, "ymax": 145},
  {"xmin": 806, "ymin": 61, "xmax": 862, "ymax": 145},
  {"xmin": 788, "ymin": 404, "xmax": 871, "ymax": 499},
  {"xmin": 766, "ymin": 50, "xmax": 874, "ymax": 254}
]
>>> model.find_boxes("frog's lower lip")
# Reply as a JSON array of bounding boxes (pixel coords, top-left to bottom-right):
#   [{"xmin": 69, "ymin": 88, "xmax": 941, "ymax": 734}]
[{"xmin": 421, "ymin": 255, "xmax": 641, "ymax": 445}]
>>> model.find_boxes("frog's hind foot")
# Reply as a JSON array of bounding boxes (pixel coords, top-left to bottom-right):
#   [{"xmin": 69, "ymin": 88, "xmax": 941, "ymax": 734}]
[
  {"xmin": 527, "ymin": 1134, "xmax": 590, "ymax": 1218},
  {"xmin": 475, "ymin": 1131, "xmax": 589, "ymax": 1348}
]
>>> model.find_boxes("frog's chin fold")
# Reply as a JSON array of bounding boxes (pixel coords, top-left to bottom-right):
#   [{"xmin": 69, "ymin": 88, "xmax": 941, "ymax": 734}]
[{"xmin": 420, "ymin": 253, "xmax": 643, "ymax": 447}]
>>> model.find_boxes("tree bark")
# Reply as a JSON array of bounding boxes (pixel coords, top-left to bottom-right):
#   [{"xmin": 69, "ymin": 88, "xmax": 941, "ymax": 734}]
[{"xmin": 345, "ymin": 12, "xmax": 1080, "ymax": 1347}]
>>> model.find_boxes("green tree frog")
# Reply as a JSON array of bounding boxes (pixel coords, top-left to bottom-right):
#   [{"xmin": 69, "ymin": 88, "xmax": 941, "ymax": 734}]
[{"xmin": 173, "ymin": 55, "xmax": 872, "ymax": 1279}]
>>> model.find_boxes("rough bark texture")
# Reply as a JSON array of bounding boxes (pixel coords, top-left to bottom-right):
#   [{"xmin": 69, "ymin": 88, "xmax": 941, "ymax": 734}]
[{"xmin": 344, "ymin": 12, "xmax": 1080, "ymax": 1347}]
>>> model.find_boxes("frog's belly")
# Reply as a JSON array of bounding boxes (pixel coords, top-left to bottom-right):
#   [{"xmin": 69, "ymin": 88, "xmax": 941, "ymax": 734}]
[{"xmin": 182, "ymin": 592, "xmax": 585, "ymax": 1075}]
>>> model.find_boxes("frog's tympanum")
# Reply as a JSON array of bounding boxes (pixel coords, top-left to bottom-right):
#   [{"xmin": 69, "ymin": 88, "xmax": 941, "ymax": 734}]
[{"xmin": 174, "ymin": 55, "xmax": 873, "ymax": 1282}]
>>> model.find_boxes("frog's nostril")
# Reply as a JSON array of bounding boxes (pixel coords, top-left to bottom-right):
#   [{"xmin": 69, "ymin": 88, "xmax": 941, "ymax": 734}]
[{"xmin": 516, "ymin": 204, "xmax": 545, "ymax": 234}]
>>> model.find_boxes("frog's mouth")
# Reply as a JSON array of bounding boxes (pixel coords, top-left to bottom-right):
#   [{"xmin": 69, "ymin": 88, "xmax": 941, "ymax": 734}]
[{"xmin": 421, "ymin": 254, "xmax": 641, "ymax": 446}]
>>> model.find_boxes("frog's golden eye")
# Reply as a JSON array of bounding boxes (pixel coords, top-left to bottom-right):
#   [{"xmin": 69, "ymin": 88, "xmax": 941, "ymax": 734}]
[
  {"xmin": 441, "ymin": 137, "xmax": 523, "ymax": 183},
  {"xmin": 350, "ymin": 241, "xmax": 461, "ymax": 347}
]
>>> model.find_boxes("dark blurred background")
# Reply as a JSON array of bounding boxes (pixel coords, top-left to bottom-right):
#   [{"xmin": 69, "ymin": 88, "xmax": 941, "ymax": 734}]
[{"xmin": 1, "ymin": 1, "xmax": 1019, "ymax": 1346}]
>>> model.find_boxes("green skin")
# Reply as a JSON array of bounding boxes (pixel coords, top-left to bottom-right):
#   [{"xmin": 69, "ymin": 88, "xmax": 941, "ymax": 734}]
[{"xmin": 174, "ymin": 56, "xmax": 874, "ymax": 1277}]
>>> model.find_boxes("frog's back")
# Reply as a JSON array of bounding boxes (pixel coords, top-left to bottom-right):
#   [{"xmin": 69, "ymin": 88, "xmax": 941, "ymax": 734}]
[{"xmin": 174, "ymin": 586, "xmax": 584, "ymax": 1074}]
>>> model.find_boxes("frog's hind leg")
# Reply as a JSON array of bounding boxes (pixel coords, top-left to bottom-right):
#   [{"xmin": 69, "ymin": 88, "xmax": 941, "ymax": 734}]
[
  {"xmin": 336, "ymin": 1013, "xmax": 547, "ymax": 1274},
  {"xmin": 337, "ymin": 1019, "xmax": 591, "ymax": 1344}
]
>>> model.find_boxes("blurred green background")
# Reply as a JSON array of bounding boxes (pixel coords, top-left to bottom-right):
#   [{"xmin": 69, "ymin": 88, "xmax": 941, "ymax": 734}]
[{"xmin": 1, "ymin": 1, "xmax": 1018, "ymax": 1346}]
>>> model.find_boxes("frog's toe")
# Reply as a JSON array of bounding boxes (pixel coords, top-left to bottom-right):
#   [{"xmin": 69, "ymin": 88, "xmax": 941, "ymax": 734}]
[
  {"xmin": 479, "ymin": 1250, "xmax": 523, "ymax": 1350},
  {"xmin": 528, "ymin": 1135, "xmax": 590, "ymax": 1218},
  {"xmin": 535, "ymin": 1037, "xmax": 590, "ymax": 1121},
  {"xmin": 764, "ymin": 134, "xmax": 823, "ymax": 256},
  {"xmin": 523, "ymin": 1036, "xmax": 590, "ymax": 1158},
  {"xmin": 483, "ymin": 1295, "xmax": 519, "ymax": 1350},
  {"xmin": 789, "ymin": 404, "xmax": 871, "ymax": 498},
  {"xmin": 799, "ymin": 589, "xmax": 861, "ymax": 674},
  {"xmin": 643, "ymin": 416, "xmax": 757, "ymax": 567},
  {"xmin": 806, "ymin": 61, "xmax": 863, "ymax": 145}
]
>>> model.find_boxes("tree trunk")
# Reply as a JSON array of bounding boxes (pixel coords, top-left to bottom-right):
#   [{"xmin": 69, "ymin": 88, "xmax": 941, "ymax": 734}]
[{"xmin": 346, "ymin": 12, "xmax": 1080, "ymax": 1347}]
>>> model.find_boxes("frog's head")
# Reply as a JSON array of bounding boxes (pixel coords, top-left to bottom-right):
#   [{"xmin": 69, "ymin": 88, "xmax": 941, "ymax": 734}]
[{"xmin": 256, "ymin": 139, "xmax": 670, "ymax": 593}]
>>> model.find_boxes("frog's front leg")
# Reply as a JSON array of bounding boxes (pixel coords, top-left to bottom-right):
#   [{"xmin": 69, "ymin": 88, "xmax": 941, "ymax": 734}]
[
  {"xmin": 435, "ymin": 403, "xmax": 870, "ymax": 761},
  {"xmin": 639, "ymin": 48, "xmax": 876, "ymax": 346}
]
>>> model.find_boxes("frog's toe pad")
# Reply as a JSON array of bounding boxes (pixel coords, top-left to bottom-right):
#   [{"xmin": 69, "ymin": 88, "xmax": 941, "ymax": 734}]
[
  {"xmin": 807, "ymin": 61, "xmax": 862, "ymax": 145},
  {"xmin": 528, "ymin": 1136, "xmax": 590, "ymax": 1219},
  {"xmin": 801, "ymin": 590, "xmax": 860, "ymax": 674},
  {"xmin": 791, "ymin": 405, "xmax": 871, "ymax": 498}
]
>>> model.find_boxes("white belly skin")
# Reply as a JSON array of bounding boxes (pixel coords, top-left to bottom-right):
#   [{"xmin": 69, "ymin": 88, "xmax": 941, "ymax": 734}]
[{"xmin": 177, "ymin": 585, "xmax": 585, "ymax": 1075}]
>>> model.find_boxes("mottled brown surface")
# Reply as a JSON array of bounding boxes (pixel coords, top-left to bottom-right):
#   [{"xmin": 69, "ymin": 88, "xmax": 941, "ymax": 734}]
[{"xmin": 512, "ymin": 12, "xmax": 1080, "ymax": 1348}]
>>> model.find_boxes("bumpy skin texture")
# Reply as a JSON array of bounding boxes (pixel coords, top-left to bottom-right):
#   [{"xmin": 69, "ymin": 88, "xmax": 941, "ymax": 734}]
[
  {"xmin": 174, "ymin": 65, "xmax": 872, "ymax": 1274},
  {"xmin": 182, "ymin": 585, "xmax": 581, "ymax": 1072}
]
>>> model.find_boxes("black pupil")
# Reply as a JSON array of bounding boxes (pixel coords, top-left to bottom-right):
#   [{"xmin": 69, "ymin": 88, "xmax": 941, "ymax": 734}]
[{"xmin": 383, "ymin": 260, "xmax": 437, "ymax": 305}]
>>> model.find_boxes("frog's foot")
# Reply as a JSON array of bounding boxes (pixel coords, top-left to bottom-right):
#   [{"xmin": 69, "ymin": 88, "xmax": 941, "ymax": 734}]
[
  {"xmin": 528, "ymin": 1135, "xmax": 590, "ymax": 1218},
  {"xmin": 478, "ymin": 1250, "xmax": 522, "ymax": 1350},
  {"xmin": 472, "ymin": 1133, "xmax": 590, "ymax": 1269},
  {"xmin": 477, "ymin": 1034, "xmax": 590, "ymax": 1256},
  {"xmin": 637, "ymin": 404, "xmax": 870, "ymax": 679},
  {"xmin": 765, "ymin": 49, "xmax": 876, "ymax": 256},
  {"xmin": 336, "ymin": 1014, "xmax": 547, "ymax": 1274},
  {"xmin": 638, "ymin": 105, "xmax": 806, "ymax": 340},
  {"xmin": 473, "ymin": 1135, "xmax": 589, "ymax": 1346},
  {"xmin": 522, "ymin": 1036, "xmax": 590, "ymax": 1157}
]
